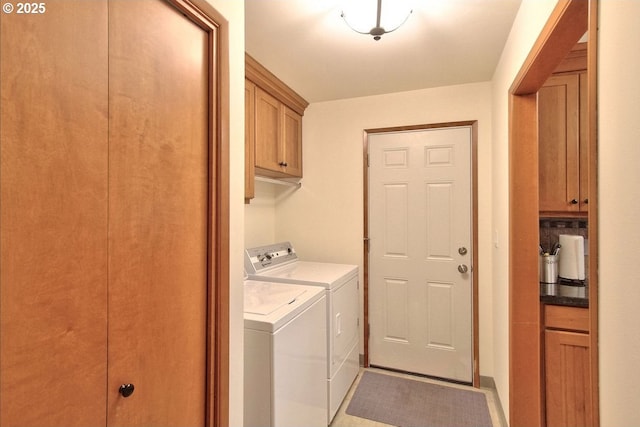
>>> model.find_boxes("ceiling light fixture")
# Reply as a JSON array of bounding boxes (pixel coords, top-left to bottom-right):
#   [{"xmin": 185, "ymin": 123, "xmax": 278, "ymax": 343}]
[{"xmin": 341, "ymin": 0, "xmax": 413, "ymax": 41}]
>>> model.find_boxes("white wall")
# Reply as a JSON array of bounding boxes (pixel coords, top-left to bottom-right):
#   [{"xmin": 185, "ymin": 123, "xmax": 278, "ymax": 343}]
[
  {"xmin": 247, "ymin": 82, "xmax": 495, "ymax": 374},
  {"xmin": 598, "ymin": 1, "xmax": 640, "ymax": 425},
  {"xmin": 203, "ymin": 0, "xmax": 244, "ymax": 425},
  {"xmin": 244, "ymin": 181, "xmax": 278, "ymax": 248},
  {"xmin": 489, "ymin": 0, "xmax": 558, "ymax": 420}
]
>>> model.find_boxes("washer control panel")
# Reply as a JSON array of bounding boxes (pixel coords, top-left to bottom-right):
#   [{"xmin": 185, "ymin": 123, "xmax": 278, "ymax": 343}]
[{"xmin": 245, "ymin": 242, "xmax": 298, "ymax": 273}]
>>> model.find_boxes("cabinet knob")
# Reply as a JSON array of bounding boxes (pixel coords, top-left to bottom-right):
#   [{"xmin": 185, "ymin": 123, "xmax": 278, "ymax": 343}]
[
  {"xmin": 570, "ymin": 199, "xmax": 578, "ymax": 205},
  {"xmin": 278, "ymin": 161, "xmax": 288, "ymax": 167},
  {"xmin": 119, "ymin": 383, "xmax": 135, "ymax": 398},
  {"xmin": 583, "ymin": 198, "xmax": 589, "ymax": 204}
]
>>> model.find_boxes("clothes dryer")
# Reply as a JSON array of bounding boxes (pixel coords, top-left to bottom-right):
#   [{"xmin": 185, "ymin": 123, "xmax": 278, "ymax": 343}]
[{"xmin": 245, "ymin": 242, "xmax": 359, "ymax": 423}]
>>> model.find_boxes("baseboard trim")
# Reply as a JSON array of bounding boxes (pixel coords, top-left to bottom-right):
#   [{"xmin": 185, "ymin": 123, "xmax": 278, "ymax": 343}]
[
  {"xmin": 480, "ymin": 376, "xmax": 508, "ymax": 427},
  {"xmin": 480, "ymin": 375, "xmax": 496, "ymax": 389}
]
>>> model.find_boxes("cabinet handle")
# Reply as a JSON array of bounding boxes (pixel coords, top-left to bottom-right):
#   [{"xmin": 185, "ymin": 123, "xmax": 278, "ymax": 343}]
[
  {"xmin": 278, "ymin": 161, "xmax": 288, "ymax": 167},
  {"xmin": 583, "ymin": 198, "xmax": 589, "ymax": 204},
  {"xmin": 570, "ymin": 199, "xmax": 578, "ymax": 205},
  {"xmin": 119, "ymin": 383, "xmax": 135, "ymax": 398}
]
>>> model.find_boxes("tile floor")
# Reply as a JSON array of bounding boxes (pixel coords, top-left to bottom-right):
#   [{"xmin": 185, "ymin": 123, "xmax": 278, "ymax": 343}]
[{"xmin": 330, "ymin": 368, "xmax": 507, "ymax": 427}]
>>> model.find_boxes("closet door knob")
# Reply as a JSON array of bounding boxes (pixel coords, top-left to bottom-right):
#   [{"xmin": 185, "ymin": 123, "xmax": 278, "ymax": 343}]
[{"xmin": 119, "ymin": 383, "xmax": 135, "ymax": 398}]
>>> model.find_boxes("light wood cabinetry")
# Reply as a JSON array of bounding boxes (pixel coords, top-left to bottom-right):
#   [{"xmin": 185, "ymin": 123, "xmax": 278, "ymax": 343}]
[
  {"xmin": 245, "ymin": 54, "xmax": 308, "ymax": 200},
  {"xmin": 281, "ymin": 103, "xmax": 304, "ymax": 176},
  {"xmin": 254, "ymin": 86, "xmax": 303, "ymax": 177},
  {"xmin": 245, "ymin": 80, "xmax": 256, "ymax": 199},
  {"xmin": 544, "ymin": 305, "xmax": 593, "ymax": 427},
  {"xmin": 538, "ymin": 44, "xmax": 588, "ymax": 215}
]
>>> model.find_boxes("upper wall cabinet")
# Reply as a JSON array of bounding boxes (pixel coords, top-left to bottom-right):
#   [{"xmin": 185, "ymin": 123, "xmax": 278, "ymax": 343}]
[
  {"xmin": 245, "ymin": 54, "xmax": 308, "ymax": 200},
  {"xmin": 538, "ymin": 43, "xmax": 588, "ymax": 215}
]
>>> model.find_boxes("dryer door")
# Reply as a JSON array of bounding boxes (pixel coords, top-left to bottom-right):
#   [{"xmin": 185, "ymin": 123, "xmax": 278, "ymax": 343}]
[{"xmin": 330, "ymin": 275, "xmax": 359, "ymax": 375}]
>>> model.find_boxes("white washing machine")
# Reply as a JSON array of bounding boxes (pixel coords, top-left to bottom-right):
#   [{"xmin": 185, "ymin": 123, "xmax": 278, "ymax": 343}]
[
  {"xmin": 245, "ymin": 242, "xmax": 359, "ymax": 423},
  {"xmin": 244, "ymin": 279, "xmax": 327, "ymax": 427}
]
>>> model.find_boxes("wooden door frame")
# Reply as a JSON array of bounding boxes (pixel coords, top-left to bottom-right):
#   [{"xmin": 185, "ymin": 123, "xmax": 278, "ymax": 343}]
[
  {"xmin": 170, "ymin": 1, "xmax": 230, "ymax": 426},
  {"xmin": 508, "ymin": 0, "xmax": 598, "ymax": 425},
  {"xmin": 363, "ymin": 121, "xmax": 480, "ymax": 387}
]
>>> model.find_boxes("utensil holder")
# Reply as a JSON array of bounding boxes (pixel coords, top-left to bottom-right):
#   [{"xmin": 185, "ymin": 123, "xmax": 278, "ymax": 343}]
[{"xmin": 540, "ymin": 254, "xmax": 558, "ymax": 284}]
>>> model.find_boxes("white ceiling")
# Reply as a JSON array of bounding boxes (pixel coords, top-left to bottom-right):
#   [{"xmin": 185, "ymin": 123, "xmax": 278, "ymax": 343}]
[{"xmin": 245, "ymin": 0, "xmax": 522, "ymax": 103}]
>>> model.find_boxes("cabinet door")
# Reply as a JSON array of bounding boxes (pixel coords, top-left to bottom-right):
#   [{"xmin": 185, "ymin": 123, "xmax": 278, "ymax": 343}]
[
  {"xmin": 107, "ymin": 0, "xmax": 208, "ymax": 424},
  {"xmin": 539, "ymin": 74, "xmax": 580, "ymax": 212},
  {"xmin": 245, "ymin": 80, "xmax": 256, "ymax": 199},
  {"xmin": 579, "ymin": 71, "xmax": 589, "ymax": 212},
  {"xmin": 0, "ymin": 3, "xmax": 109, "ymax": 426},
  {"xmin": 545, "ymin": 329, "xmax": 592, "ymax": 427},
  {"xmin": 255, "ymin": 87, "xmax": 282, "ymax": 172},
  {"xmin": 282, "ymin": 106, "xmax": 303, "ymax": 177}
]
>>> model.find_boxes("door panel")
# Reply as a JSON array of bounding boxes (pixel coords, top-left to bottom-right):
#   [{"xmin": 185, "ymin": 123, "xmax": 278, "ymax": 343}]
[
  {"xmin": 579, "ymin": 71, "xmax": 589, "ymax": 211},
  {"xmin": 383, "ymin": 184, "xmax": 408, "ymax": 256},
  {"xmin": 427, "ymin": 282, "xmax": 454, "ymax": 348},
  {"xmin": 538, "ymin": 74, "xmax": 580, "ymax": 212},
  {"xmin": 426, "ymin": 182, "xmax": 454, "ymax": 257},
  {"xmin": 255, "ymin": 88, "xmax": 281, "ymax": 171},
  {"xmin": 383, "ymin": 279, "xmax": 409, "ymax": 341},
  {"xmin": 369, "ymin": 126, "xmax": 472, "ymax": 382},
  {"xmin": 0, "ymin": 2, "xmax": 109, "ymax": 425},
  {"xmin": 282, "ymin": 106, "xmax": 303, "ymax": 176},
  {"xmin": 545, "ymin": 330, "xmax": 592, "ymax": 426},
  {"xmin": 107, "ymin": 0, "xmax": 209, "ymax": 424}
]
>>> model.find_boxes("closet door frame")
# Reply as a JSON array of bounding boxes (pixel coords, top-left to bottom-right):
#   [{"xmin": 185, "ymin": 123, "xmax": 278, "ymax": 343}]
[{"xmin": 169, "ymin": 1, "xmax": 230, "ymax": 425}]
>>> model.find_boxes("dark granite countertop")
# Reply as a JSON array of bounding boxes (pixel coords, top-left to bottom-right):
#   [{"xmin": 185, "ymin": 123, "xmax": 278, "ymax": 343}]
[{"xmin": 540, "ymin": 280, "xmax": 589, "ymax": 308}]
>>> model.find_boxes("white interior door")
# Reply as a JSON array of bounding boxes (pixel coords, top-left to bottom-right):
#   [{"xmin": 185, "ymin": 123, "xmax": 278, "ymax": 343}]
[{"xmin": 368, "ymin": 126, "xmax": 473, "ymax": 383}]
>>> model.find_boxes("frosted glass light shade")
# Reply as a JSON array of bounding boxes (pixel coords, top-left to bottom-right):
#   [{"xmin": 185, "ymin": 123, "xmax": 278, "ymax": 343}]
[{"xmin": 341, "ymin": 0, "xmax": 412, "ymax": 40}]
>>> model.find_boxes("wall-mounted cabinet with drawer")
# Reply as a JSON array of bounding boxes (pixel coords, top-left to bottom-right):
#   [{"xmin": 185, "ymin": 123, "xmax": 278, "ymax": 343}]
[
  {"xmin": 245, "ymin": 54, "xmax": 308, "ymax": 201},
  {"xmin": 538, "ymin": 43, "xmax": 588, "ymax": 216}
]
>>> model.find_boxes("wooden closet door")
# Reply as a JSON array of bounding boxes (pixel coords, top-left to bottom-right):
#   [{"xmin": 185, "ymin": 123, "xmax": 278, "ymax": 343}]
[
  {"xmin": 0, "ymin": 2, "xmax": 109, "ymax": 426},
  {"xmin": 107, "ymin": 0, "xmax": 209, "ymax": 425}
]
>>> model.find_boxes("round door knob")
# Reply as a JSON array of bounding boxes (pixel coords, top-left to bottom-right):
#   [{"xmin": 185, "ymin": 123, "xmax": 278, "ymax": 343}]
[
  {"xmin": 458, "ymin": 264, "xmax": 468, "ymax": 274},
  {"xmin": 278, "ymin": 161, "xmax": 288, "ymax": 167},
  {"xmin": 570, "ymin": 199, "xmax": 578, "ymax": 204},
  {"xmin": 119, "ymin": 383, "xmax": 135, "ymax": 398}
]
